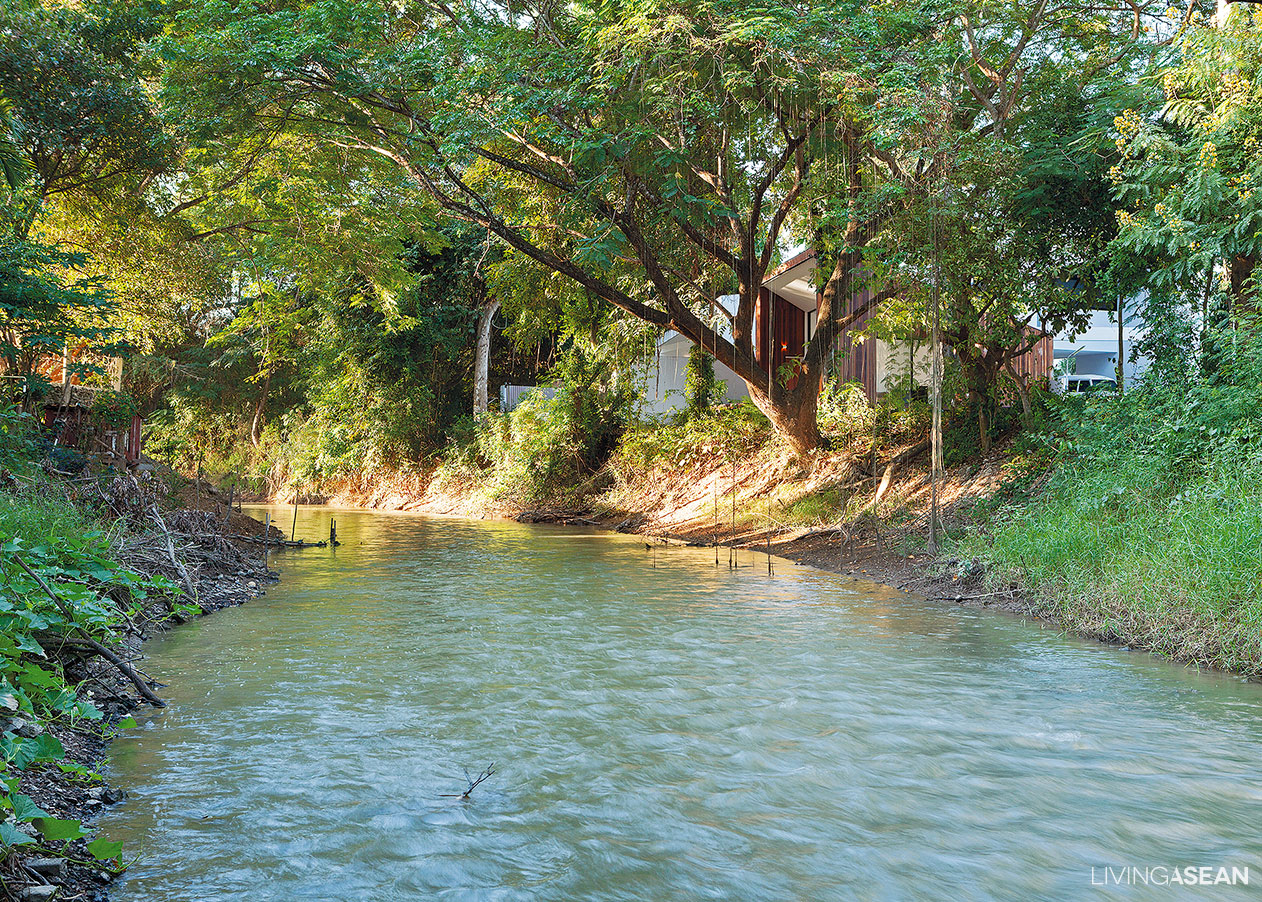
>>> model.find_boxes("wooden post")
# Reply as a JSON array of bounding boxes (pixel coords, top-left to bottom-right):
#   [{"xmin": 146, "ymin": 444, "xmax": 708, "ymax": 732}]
[
  {"xmin": 291, "ymin": 492, "xmax": 299, "ymax": 542},
  {"xmin": 1117, "ymin": 293, "xmax": 1125, "ymax": 391},
  {"xmin": 928, "ymin": 187, "xmax": 944, "ymax": 556}
]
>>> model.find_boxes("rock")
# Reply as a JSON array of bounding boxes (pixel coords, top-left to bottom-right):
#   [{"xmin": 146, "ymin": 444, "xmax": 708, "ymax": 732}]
[
  {"xmin": 19, "ymin": 886, "xmax": 58, "ymax": 901},
  {"xmin": 101, "ymin": 786, "xmax": 125, "ymax": 805},
  {"xmin": 12, "ymin": 718, "xmax": 45, "ymax": 738},
  {"xmin": 86, "ymin": 787, "xmax": 105, "ymax": 800},
  {"xmin": 247, "ymin": 580, "xmax": 258, "ymax": 588},
  {"xmin": 28, "ymin": 858, "xmax": 65, "ymax": 878}
]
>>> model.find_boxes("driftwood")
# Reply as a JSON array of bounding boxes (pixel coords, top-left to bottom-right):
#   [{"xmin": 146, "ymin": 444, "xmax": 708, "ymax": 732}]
[
  {"xmin": 932, "ymin": 589, "xmax": 1016, "ymax": 603},
  {"xmin": 149, "ymin": 505, "xmax": 199, "ymax": 602},
  {"xmin": 228, "ymin": 535, "xmax": 328, "ymax": 548},
  {"xmin": 441, "ymin": 764, "xmax": 496, "ymax": 799},
  {"xmin": 12, "ymin": 554, "xmax": 166, "ymax": 708}
]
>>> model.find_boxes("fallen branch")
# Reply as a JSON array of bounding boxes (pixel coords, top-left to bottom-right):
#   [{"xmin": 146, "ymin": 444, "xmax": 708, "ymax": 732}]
[
  {"xmin": 869, "ymin": 440, "xmax": 930, "ymax": 511},
  {"xmin": 931, "ymin": 589, "xmax": 1015, "ymax": 602},
  {"xmin": 227, "ymin": 535, "xmax": 328, "ymax": 548},
  {"xmin": 149, "ymin": 504, "xmax": 199, "ymax": 603},
  {"xmin": 13, "ymin": 554, "xmax": 167, "ymax": 708}
]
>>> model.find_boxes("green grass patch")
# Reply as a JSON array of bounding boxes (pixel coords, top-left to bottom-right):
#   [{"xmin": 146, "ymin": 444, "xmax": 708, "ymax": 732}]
[{"xmin": 966, "ymin": 363, "xmax": 1262, "ymax": 677}]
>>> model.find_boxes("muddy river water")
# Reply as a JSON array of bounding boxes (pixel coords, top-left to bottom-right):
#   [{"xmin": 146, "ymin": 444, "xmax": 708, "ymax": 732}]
[{"xmin": 101, "ymin": 509, "xmax": 1262, "ymax": 900}]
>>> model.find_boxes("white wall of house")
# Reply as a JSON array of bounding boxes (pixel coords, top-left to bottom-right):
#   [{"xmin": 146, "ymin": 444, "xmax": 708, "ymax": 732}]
[
  {"xmin": 641, "ymin": 332, "xmax": 749, "ymax": 417},
  {"xmin": 874, "ymin": 338, "xmax": 933, "ymax": 394},
  {"xmin": 1054, "ymin": 304, "xmax": 1150, "ymax": 386}
]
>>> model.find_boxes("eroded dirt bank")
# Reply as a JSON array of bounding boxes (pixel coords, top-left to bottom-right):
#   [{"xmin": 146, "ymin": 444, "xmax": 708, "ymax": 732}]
[{"xmin": 267, "ymin": 445, "xmax": 1026, "ymax": 618}]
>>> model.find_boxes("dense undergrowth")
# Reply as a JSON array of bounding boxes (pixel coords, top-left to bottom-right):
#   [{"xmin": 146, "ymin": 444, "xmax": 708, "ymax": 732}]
[
  {"xmin": 0, "ymin": 409, "xmax": 177, "ymax": 876},
  {"xmin": 970, "ymin": 327, "xmax": 1262, "ymax": 677}
]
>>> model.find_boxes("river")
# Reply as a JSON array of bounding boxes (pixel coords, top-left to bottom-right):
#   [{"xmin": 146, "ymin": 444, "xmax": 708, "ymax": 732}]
[{"xmin": 100, "ymin": 508, "xmax": 1262, "ymax": 900}]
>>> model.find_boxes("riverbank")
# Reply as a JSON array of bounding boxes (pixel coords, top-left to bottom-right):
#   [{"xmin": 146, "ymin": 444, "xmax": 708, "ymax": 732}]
[
  {"xmin": 252, "ymin": 431, "xmax": 1262, "ymax": 683},
  {"xmin": 263, "ymin": 441, "xmax": 1035, "ymax": 627},
  {"xmin": 0, "ymin": 470, "xmax": 280, "ymax": 902}
]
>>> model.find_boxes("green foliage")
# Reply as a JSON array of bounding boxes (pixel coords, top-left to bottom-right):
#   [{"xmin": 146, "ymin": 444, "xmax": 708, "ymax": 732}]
[
  {"xmin": 0, "ymin": 405, "xmax": 39, "ymax": 473},
  {"xmin": 447, "ymin": 338, "xmax": 638, "ymax": 506},
  {"xmin": 816, "ymin": 379, "xmax": 875, "ymax": 448},
  {"xmin": 0, "ymin": 235, "xmax": 120, "ymax": 402},
  {"xmin": 0, "ymin": 468, "xmax": 175, "ymax": 856},
  {"xmin": 683, "ymin": 347, "xmax": 723, "ymax": 421},
  {"xmin": 1112, "ymin": 8, "xmax": 1262, "ymax": 312},
  {"xmin": 785, "ymin": 486, "xmax": 853, "ymax": 527},
  {"xmin": 970, "ymin": 320, "xmax": 1262, "ymax": 675},
  {"xmin": 615, "ymin": 401, "xmax": 771, "ymax": 476}
]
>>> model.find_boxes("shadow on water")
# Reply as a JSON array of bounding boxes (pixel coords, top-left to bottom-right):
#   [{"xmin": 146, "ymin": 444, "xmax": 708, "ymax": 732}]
[{"xmin": 100, "ymin": 508, "xmax": 1262, "ymax": 901}]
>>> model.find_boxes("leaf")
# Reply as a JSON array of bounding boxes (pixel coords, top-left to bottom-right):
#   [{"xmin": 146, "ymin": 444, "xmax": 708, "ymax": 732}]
[
  {"xmin": 31, "ymin": 816, "xmax": 86, "ymax": 841},
  {"xmin": 0, "ymin": 822, "xmax": 35, "ymax": 847},
  {"xmin": 13, "ymin": 635, "xmax": 44, "ymax": 657},
  {"xmin": 27, "ymin": 733, "xmax": 65, "ymax": 763},
  {"xmin": 10, "ymin": 794, "xmax": 50, "ymax": 821},
  {"xmin": 86, "ymin": 836, "xmax": 124, "ymax": 860}
]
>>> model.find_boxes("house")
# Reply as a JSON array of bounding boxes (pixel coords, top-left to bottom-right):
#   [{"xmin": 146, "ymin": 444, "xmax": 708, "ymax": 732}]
[
  {"xmin": 649, "ymin": 249, "xmax": 1053, "ymax": 415},
  {"xmin": 34, "ymin": 349, "xmax": 142, "ymax": 464},
  {"xmin": 1052, "ymin": 296, "xmax": 1149, "ymax": 388},
  {"xmin": 642, "ymin": 294, "xmax": 750, "ymax": 416}
]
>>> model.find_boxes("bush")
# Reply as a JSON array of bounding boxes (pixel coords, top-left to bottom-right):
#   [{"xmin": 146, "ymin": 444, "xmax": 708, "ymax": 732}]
[
  {"xmin": 969, "ymin": 320, "xmax": 1262, "ymax": 675},
  {"xmin": 683, "ymin": 347, "xmax": 724, "ymax": 420},
  {"xmin": 816, "ymin": 379, "xmax": 874, "ymax": 448},
  {"xmin": 614, "ymin": 400, "xmax": 771, "ymax": 476},
  {"xmin": 442, "ymin": 341, "xmax": 638, "ymax": 507}
]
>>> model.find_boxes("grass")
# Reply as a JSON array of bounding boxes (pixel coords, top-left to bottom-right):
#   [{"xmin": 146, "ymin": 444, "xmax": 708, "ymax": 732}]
[
  {"xmin": 971, "ymin": 444, "xmax": 1262, "ymax": 678},
  {"xmin": 0, "ymin": 480, "xmax": 100, "ymax": 550}
]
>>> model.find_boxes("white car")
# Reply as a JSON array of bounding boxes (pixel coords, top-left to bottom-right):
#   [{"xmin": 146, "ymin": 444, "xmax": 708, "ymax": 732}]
[{"xmin": 1053, "ymin": 373, "xmax": 1118, "ymax": 394}]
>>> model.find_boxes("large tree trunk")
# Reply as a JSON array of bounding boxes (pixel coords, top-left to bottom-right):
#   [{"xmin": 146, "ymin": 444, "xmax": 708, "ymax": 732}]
[
  {"xmin": 473, "ymin": 298, "xmax": 500, "ymax": 416},
  {"xmin": 1229, "ymin": 254, "xmax": 1256, "ymax": 314},
  {"xmin": 747, "ymin": 380, "xmax": 821, "ymax": 456}
]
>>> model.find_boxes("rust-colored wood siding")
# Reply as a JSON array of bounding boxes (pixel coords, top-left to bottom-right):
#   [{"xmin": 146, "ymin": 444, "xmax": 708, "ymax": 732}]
[
  {"xmin": 1009, "ymin": 329, "xmax": 1054, "ymax": 384},
  {"xmin": 754, "ymin": 288, "xmax": 808, "ymax": 372},
  {"xmin": 831, "ymin": 287, "xmax": 878, "ymax": 402}
]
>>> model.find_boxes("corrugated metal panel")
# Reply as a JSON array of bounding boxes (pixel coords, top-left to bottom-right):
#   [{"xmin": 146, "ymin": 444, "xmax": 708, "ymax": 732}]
[{"xmin": 499, "ymin": 384, "xmax": 557, "ymax": 412}]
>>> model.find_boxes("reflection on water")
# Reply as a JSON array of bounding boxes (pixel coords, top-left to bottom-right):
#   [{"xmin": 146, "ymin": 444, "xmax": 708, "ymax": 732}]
[{"xmin": 101, "ymin": 509, "xmax": 1262, "ymax": 901}]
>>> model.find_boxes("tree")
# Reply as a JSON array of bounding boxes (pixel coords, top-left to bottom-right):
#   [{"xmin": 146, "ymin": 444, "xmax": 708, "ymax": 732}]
[
  {"xmin": 156, "ymin": 0, "xmax": 954, "ymax": 453},
  {"xmin": 0, "ymin": 0, "xmax": 171, "ymax": 239},
  {"xmin": 1113, "ymin": 5, "xmax": 1262, "ymax": 322},
  {"xmin": 0, "ymin": 237, "xmax": 119, "ymax": 408},
  {"xmin": 862, "ymin": 0, "xmax": 1155, "ymax": 452},
  {"xmin": 208, "ymin": 284, "xmax": 309, "ymax": 446},
  {"xmin": 158, "ymin": 0, "xmax": 1163, "ymax": 454}
]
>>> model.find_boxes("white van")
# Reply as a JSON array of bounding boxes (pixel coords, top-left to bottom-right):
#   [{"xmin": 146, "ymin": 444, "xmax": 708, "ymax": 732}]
[{"xmin": 1053, "ymin": 373, "xmax": 1118, "ymax": 394}]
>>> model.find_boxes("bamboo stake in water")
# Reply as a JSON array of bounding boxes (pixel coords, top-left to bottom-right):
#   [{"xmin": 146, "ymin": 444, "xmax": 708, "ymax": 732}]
[{"xmin": 291, "ymin": 490, "xmax": 299, "ymax": 542}]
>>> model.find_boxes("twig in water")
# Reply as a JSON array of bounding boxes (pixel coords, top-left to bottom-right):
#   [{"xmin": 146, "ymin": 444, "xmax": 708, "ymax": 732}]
[
  {"xmin": 440, "ymin": 763, "xmax": 496, "ymax": 799},
  {"xmin": 931, "ymin": 589, "xmax": 1015, "ymax": 602}
]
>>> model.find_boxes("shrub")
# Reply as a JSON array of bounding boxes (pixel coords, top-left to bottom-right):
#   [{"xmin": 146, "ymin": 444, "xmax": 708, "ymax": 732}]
[{"xmin": 968, "ymin": 320, "xmax": 1262, "ymax": 674}]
